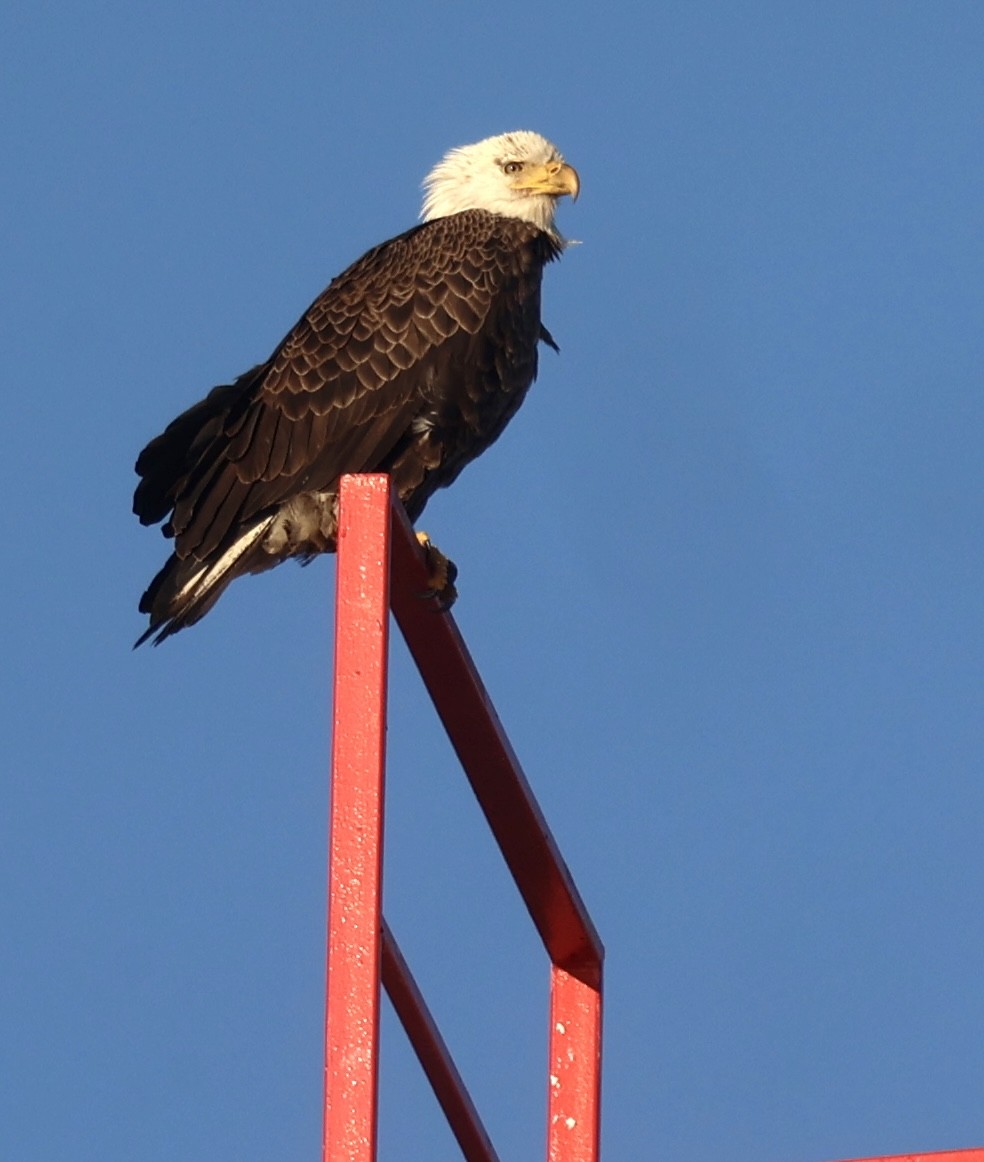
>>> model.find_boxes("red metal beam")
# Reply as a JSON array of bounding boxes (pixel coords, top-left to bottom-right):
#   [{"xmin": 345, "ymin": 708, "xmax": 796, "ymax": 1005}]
[
  {"xmin": 326, "ymin": 475, "xmax": 603, "ymax": 1162},
  {"xmin": 381, "ymin": 920, "xmax": 500, "ymax": 1162},
  {"xmin": 323, "ymin": 476, "xmax": 984, "ymax": 1162},
  {"xmin": 547, "ymin": 964, "xmax": 603, "ymax": 1162},
  {"xmin": 324, "ymin": 474, "xmax": 392, "ymax": 1162},
  {"xmin": 387, "ymin": 496, "xmax": 604, "ymax": 1162},
  {"xmin": 834, "ymin": 1155, "xmax": 984, "ymax": 1162},
  {"xmin": 388, "ymin": 500, "xmax": 604, "ymax": 985},
  {"xmin": 324, "ymin": 475, "xmax": 983, "ymax": 1162}
]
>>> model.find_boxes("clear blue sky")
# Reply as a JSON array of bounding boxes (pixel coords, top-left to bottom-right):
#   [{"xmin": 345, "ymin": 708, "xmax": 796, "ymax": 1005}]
[{"xmin": 3, "ymin": 3, "xmax": 983, "ymax": 1159}]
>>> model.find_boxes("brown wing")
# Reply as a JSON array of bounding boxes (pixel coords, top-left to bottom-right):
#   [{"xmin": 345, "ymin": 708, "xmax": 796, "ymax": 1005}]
[{"xmin": 144, "ymin": 211, "xmax": 554, "ymax": 564}]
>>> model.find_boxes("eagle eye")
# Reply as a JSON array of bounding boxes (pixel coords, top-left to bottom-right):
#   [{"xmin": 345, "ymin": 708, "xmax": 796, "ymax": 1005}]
[{"xmin": 503, "ymin": 161, "xmax": 524, "ymax": 175}]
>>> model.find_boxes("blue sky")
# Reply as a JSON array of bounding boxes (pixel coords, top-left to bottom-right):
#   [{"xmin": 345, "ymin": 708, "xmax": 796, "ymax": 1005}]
[{"xmin": 3, "ymin": 3, "xmax": 983, "ymax": 1159}]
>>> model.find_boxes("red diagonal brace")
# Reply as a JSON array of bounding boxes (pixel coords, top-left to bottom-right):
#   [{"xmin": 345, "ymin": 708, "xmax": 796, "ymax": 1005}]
[
  {"xmin": 388, "ymin": 498, "xmax": 603, "ymax": 1162},
  {"xmin": 382, "ymin": 920, "xmax": 500, "ymax": 1162},
  {"xmin": 388, "ymin": 504, "xmax": 604, "ymax": 982},
  {"xmin": 833, "ymin": 1155, "xmax": 984, "ymax": 1162}
]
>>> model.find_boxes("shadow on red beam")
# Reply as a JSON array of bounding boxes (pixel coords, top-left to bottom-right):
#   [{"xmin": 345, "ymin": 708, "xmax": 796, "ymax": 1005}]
[{"xmin": 388, "ymin": 499, "xmax": 604, "ymax": 986}]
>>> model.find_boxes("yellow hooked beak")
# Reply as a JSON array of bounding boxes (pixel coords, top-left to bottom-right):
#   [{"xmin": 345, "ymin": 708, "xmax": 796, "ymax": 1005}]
[{"xmin": 510, "ymin": 160, "xmax": 580, "ymax": 201}]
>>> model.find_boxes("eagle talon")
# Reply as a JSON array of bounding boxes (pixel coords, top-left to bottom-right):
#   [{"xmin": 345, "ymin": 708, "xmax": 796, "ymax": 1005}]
[{"xmin": 415, "ymin": 531, "xmax": 459, "ymax": 610}]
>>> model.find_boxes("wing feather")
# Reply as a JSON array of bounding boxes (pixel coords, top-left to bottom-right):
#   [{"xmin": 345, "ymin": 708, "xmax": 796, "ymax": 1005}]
[{"xmin": 139, "ymin": 212, "xmax": 551, "ymax": 565}]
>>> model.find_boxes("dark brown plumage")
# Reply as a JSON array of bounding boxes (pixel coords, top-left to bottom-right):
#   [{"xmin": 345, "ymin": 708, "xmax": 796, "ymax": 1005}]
[
  {"xmin": 133, "ymin": 211, "xmax": 563, "ymax": 644},
  {"xmin": 134, "ymin": 130, "xmax": 579, "ymax": 644}
]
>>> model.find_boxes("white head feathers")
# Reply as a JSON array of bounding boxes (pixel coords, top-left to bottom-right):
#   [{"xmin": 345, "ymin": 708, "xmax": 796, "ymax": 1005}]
[{"xmin": 421, "ymin": 131, "xmax": 579, "ymax": 238}]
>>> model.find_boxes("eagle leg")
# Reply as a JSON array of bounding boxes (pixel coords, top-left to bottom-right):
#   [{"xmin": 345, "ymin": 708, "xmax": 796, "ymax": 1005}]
[{"xmin": 415, "ymin": 531, "xmax": 459, "ymax": 610}]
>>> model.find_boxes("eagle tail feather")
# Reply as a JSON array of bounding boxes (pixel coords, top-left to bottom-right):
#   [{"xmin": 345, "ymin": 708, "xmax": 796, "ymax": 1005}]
[{"xmin": 135, "ymin": 515, "xmax": 275, "ymax": 647}]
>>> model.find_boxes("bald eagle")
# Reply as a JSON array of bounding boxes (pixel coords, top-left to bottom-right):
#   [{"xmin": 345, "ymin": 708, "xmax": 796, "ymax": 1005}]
[{"xmin": 133, "ymin": 131, "xmax": 579, "ymax": 645}]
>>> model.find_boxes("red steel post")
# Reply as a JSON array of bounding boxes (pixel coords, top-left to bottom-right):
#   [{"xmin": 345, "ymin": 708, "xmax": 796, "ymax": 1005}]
[
  {"xmin": 323, "ymin": 474, "xmax": 392, "ymax": 1162},
  {"xmin": 547, "ymin": 964, "xmax": 603, "ymax": 1162}
]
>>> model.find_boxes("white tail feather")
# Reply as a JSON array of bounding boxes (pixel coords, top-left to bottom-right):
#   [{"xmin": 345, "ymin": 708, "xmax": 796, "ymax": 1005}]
[{"xmin": 175, "ymin": 515, "xmax": 275, "ymax": 606}]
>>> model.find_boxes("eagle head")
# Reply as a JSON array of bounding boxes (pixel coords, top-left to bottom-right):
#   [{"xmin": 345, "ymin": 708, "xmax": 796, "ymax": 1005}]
[{"xmin": 421, "ymin": 131, "xmax": 579, "ymax": 236}]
